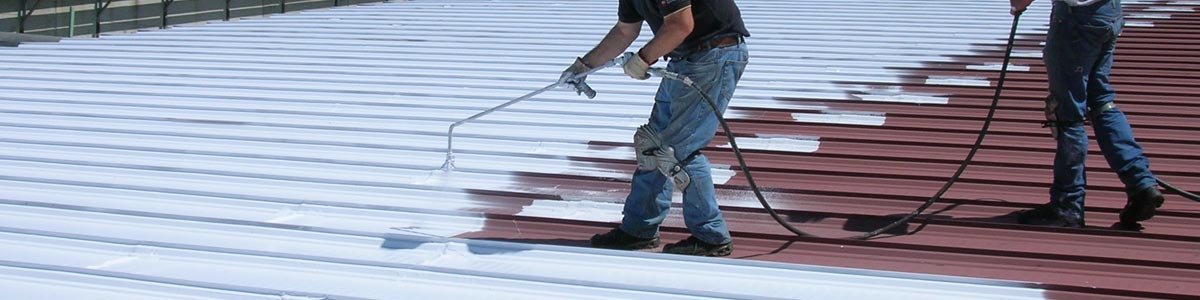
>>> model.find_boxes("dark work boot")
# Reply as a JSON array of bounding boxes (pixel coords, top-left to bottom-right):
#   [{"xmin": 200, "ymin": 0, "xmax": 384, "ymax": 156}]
[
  {"xmin": 1120, "ymin": 186, "xmax": 1165, "ymax": 223},
  {"xmin": 590, "ymin": 227, "xmax": 659, "ymax": 250},
  {"xmin": 1016, "ymin": 203, "xmax": 1084, "ymax": 228},
  {"xmin": 662, "ymin": 236, "xmax": 732, "ymax": 257}
]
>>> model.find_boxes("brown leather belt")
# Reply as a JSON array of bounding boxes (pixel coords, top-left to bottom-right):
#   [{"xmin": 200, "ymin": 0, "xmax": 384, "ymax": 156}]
[
  {"xmin": 694, "ymin": 35, "xmax": 743, "ymax": 53},
  {"xmin": 668, "ymin": 35, "xmax": 744, "ymax": 59}
]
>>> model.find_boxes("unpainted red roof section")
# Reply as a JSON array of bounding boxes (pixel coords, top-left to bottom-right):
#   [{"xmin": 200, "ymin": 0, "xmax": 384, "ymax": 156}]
[
  {"xmin": 466, "ymin": 1, "xmax": 1200, "ymax": 299},
  {"xmin": 0, "ymin": 0, "xmax": 1196, "ymax": 299}
]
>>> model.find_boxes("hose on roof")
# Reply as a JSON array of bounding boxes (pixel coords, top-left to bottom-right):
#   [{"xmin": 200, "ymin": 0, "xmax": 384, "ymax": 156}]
[
  {"xmin": 656, "ymin": 12, "xmax": 1198, "ymax": 240},
  {"xmin": 851, "ymin": 13, "xmax": 1024, "ymax": 239},
  {"xmin": 1159, "ymin": 179, "xmax": 1199, "ymax": 202},
  {"xmin": 651, "ymin": 13, "xmax": 1005, "ymax": 239},
  {"xmin": 450, "ymin": 12, "xmax": 1195, "ymax": 241}
]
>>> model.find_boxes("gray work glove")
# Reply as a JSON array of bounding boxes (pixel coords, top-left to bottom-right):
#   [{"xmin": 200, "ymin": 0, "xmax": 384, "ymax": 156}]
[
  {"xmin": 634, "ymin": 124, "xmax": 664, "ymax": 171},
  {"xmin": 622, "ymin": 51, "xmax": 652, "ymax": 80},
  {"xmin": 654, "ymin": 146, "xmax": 690, "ymax": 191},
  {"xmin": 559, "ymin": 57, "xmax": 597, "ymax": 98},
  {"xmin": 1044, "ymin": 95, "xmax": 1059, "ymax": 140}
]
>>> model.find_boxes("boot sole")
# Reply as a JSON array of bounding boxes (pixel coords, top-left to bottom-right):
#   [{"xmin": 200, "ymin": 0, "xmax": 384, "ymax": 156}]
[
  {"xmin": 594, "ymin": 239, "xmax": 660, "ymax": 251},
  {"xmin": 665, "ymin": 244, "xmax": 733, "ymax": 257},
  {"xmin": 1123, "ymin": 195, "xmax": 1165, "ymax": 222},
  {"xmin": 705, "ymin": 245, "xmax": 733, "ymax": 257}
]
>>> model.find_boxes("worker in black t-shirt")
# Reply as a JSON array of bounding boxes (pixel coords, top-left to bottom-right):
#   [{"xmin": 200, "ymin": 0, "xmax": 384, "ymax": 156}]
[{"xmin": 561, "ymin": 0, "xmax": 749, "ymax": 257}]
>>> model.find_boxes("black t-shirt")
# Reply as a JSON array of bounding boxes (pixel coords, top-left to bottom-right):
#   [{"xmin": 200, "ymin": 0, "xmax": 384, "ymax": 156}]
[{"xmin": 618, "ymin": 0, "xmax": 750, "ymax": 52}]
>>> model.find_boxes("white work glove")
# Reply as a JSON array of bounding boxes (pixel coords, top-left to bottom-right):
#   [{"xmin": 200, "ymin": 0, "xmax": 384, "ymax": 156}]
[
  {"xmin": 559, "ymin": 57, "xmax": 597, "ymax": 98},
  {"xmin": 622, "ymin": 51, "xmax": 652, "ymax": 80}
]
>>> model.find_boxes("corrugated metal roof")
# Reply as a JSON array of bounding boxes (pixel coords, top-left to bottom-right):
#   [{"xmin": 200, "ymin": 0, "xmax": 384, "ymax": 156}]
[{"xmin": 1, "ymin": 0, "xmax": 1198, "ymax": 299}]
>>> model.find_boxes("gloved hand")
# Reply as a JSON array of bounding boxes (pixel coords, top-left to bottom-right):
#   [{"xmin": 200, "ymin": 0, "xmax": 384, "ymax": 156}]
[
  {"xmin": 654, "ymin": 146, "xmax": 690, "ymax": 191},
  {"xmin": 622, "ymin": 51, "xmax": 652, "ymax": 80},
  {"xmin": 1043, "ymin": 94, "xmax": 1060, "ymax": 140},
  {"xmin": 634, "ymin": 124, "xmax": 664, "ymax": 171},
  {"xmin": 560, "ymin": 57, "xmax": 597, "ymax": 98}
]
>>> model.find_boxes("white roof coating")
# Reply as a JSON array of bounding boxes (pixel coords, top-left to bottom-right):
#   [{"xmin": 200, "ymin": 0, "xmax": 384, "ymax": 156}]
[{"xmin": 0, "ymin": 0, "xmax": 1061, "ymax": 299}]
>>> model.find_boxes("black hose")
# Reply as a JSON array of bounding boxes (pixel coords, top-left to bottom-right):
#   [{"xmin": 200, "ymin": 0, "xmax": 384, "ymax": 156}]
[
  {"xmin": 661, "ymin": 14, "xmax": 1024, "ymax": 239},
  {"xmin": 1159, "ymin": 178, "xmax": 1200, "ymax": 202},
  {"xmin": 854, "ymin": 14, "xmax": 1024, "ymax": 239},
  {"xmin": 662, "ymin": 12, "xmax": 1198, "ymax": 239}
]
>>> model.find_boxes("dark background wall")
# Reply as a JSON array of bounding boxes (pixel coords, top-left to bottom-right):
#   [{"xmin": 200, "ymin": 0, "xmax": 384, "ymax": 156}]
[{"xmin": 2, "ymin": 0, "xmax": 385, "ymax": 37}]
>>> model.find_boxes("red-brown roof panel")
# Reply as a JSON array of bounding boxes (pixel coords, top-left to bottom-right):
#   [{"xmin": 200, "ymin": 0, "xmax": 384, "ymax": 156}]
[{"xmin": 1, "ymin": 0, "xmax": 1197, "ymax": 299}]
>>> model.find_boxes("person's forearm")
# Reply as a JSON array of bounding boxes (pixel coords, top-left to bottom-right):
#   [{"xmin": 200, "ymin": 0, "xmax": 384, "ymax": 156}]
[
  {"xmin": 581, "ymin": 23, "xmax": 641, "ymax": 67},
  {"xmin": 638, "ymin": 8, "xmax": 694, "ymax": 63}
]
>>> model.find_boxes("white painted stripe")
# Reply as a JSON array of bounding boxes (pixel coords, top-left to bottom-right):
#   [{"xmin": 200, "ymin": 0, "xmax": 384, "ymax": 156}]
[
  {"xmin": 1146, "ymin": 6, "xmax": 1195, "ymax": 12},
  {"xmin": 1124, "ymin": 21, "xmax": 1155, "ymax": 28},
  {"xmin": 516, "ymin": 200, "xmax": 624, "ymax": 222},
  {"xmin": 0, "ymin": 233, "xmax": 710, "ymax": 300},
  {"xmin": 1012, "ymin": 50, "xmax": 1044, "ymax": 58},
  {"xmin": 926, "ymin": 76, "xmax": 992, "ymax": 87},
  {"xmin": 792, "ymin": 111, "xmax": 887, "ymax": 126},
  {"xmin": 0, "ymin": 216, "xmax": 1052, "ymax": 300},
  {"xmin": 718, "ymin": 135, "xmax": 821, "ymax": 153},
  {"xmin": 0, "ymin": 266, "xmax": 279, "ymax": 300},
  {"xmin": 854, "ymin": 92, "xmax": 951, "ymax": 104},
  {"xmin": 1126, "ymin": 13, "xmax": 1173, "ymax": 19},
  {"xmin": 0, "ymin": 1, "xmax": 1071, "ymax": 299},
  {"xmin": 711, "ymin": 167, "xmax": 737, "ymax": 185},
  {"xmin": 85, "ymin": 256, "xmax": 142, "ymax": 270},
  {"xmin": 965, "ymin": 63, "xmax": 1031, "ymax": 72}
]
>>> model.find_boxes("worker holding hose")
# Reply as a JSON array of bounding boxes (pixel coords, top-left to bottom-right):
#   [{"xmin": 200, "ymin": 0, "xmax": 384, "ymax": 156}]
[
  {"xmin": 560, "ymin": 0, "xmax": 749, "ymax": 256},
  {"xmin": 1010, "ymin": 0, "xmax": 1164, "ymax": 229}
]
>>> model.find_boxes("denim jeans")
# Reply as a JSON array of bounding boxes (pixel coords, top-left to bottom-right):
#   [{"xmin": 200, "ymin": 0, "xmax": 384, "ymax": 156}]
[
  {"xmin": 619, "ymin": 43, "xmax": 748, "ymax": 245},
  {"xmin": 1043, "ymin": 0, "xmax": 1155, "ymax": 221}
]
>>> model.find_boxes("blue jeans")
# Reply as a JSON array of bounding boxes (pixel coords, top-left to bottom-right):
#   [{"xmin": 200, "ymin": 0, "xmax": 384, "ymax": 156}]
[
  {"xmin": 619, "ymin": 43, "xmax": 749, "ymax": 245},
  {"xmin": 1043, "ymin": 0, "xmax": 1155, "ymax": 221}
]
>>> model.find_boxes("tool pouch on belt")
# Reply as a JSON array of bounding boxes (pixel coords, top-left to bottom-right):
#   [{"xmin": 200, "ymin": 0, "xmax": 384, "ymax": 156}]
[
  {"xmin": 654, "ymin": 146, "xmax": 691, "ymax": 191},
  {"xmin": 1043, "ymin": 95, "xmax": 1060, "ymax": 140}
]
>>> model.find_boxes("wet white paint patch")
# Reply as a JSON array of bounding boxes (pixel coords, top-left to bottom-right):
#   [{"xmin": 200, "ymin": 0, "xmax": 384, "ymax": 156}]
[
  {"xmin": 1146, "ymin": 6, "xmax": 1194, "ymax": 12},
  {"xmin": 855, "ymin": 93, "xmax": 950, "ymax": 104},
  {"xmin": 1127, "ymin": 13, "xmax": 1172, "ymax": 19},
  {"xmin": 280, "ymin": 295, "xmax": 329, "ymax": 300},
  {"xmin": 515, "ymin": 165, "xmax": 732, "ymax": 221},
  {"xmin": 792, "ymin": 111, "xmax": 886, "ymax": 126},
  {"xmin": 86, "ymin": 256, "xmax": 141, "ymax": 270},
  {"xmin": 854, "ymin": 87, "xmax": 950, "ymax": 104},
  {"xmin": 710, "ymin": 166, "xmax": 736, "ymax": 185},
  {"xmin": 718, "ymin": 135, "xmax": 820, "ymax": 153},
  {"xmin": 0, "ymin": 0, "xmax": 1083, "ymax": 299},
  {"xmin": 1124, "ymin": 21, "xmax": 1155, "ymax": 28},
  {"xmin": 926, "ymin": 76, "xmax": 992, "ymax": 87},
  {"xmin": 516, "ymin": 199, "xmax": 625, "ymax": 222},
  {"xmin": 1012, "ymin": 50, "xmax": 1044, "ymax": 59},
  {"xmin": 966, "ymin": 63, "xmax": 1031, "ymax": 72}
]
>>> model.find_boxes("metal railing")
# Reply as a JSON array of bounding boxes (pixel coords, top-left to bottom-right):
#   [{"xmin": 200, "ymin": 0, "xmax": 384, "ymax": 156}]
[
  {"xmin": 12, "ymin": 0, "xmax": 359, "ymax": 38},
  {"xmin": 15, "ymin": 0, "xmax": 42, "ymax": 33},
  {"xmin": 93, "ymin": 0, "xmax": 113, "ymax": 37}
]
